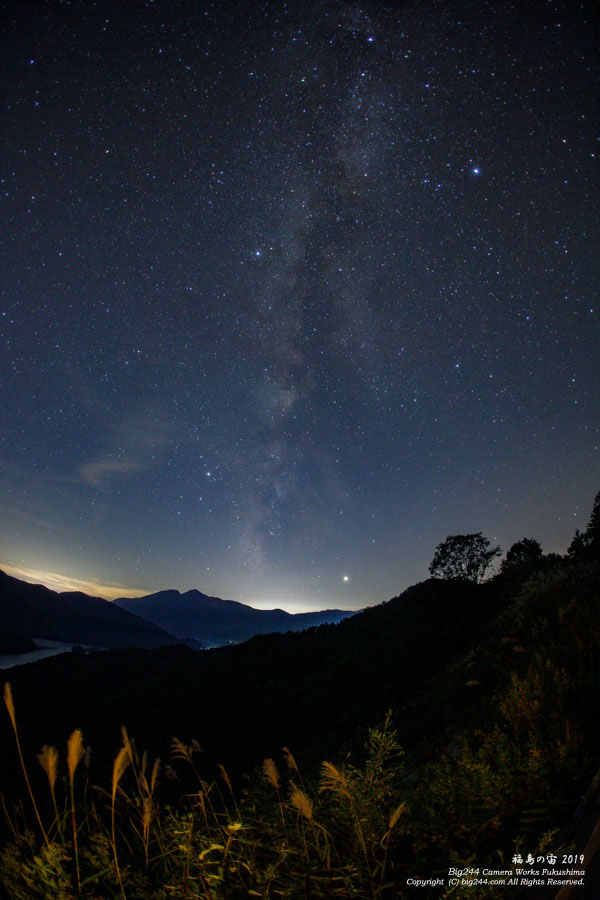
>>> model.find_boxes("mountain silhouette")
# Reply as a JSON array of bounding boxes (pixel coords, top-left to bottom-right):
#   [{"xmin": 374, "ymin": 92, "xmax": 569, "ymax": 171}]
[
  {"xmin": 114, "ymin": 588, "xmax": 355, "ymax": 645},
  {"xmin": 0, "ymin": 570, "xmax": 186, "ymax": 650},
  {"xmin": 0, "ymin": 576, "xmax": 498, "ymax": 786}
]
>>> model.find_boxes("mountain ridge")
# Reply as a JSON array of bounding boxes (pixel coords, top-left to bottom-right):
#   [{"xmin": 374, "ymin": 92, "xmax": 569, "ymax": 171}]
[
  {"xmin": 0, "ymin": 569, "xmax": 187, "ymax": 651},
  {"xmin": 114, "ymin": 588, "xmax": 356, "ymax": 645}
]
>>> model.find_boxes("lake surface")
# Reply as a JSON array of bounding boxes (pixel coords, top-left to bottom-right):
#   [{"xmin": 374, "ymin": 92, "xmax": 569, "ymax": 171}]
[{"xmin": 0, "ymin": 639, "xmax": 102, "ymax": 670}]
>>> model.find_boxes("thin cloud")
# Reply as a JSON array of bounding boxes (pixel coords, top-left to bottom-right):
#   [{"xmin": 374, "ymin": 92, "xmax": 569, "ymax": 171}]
[
  {"xmin": 0, "ymin": 500, "xmax": 57, "ymax": 531},
  {"xmin": 76, "ymin": 405, "xmax": 176, "ymax": 488},
  {"xmin": 0, "ymin": 562, "xmax": 148, "ymax": 601},
  {"xmin": 78, "ymin": 459, "xmax": 141, "ymax": 487}
]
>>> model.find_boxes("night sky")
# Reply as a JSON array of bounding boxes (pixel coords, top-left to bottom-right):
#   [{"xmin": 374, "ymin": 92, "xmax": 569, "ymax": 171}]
[{"xmin": 1, "ymin": 0, "xmax": 598, "ymax": 612}]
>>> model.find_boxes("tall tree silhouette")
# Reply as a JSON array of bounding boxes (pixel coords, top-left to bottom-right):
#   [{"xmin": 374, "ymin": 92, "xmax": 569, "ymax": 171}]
[
  {"xmin": 429, "ymin": 533, "xmax": 501, "ymax": 583},
  {"xmin": 568, "ymin": 489, "xmax": 600, "ymax": 560},
  {"xmin": 500, "ymin": 538, "xmax": 543, "ymax": 573}
]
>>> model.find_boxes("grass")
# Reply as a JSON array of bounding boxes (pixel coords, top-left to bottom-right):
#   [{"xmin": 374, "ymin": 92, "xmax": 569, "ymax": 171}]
[
  {"xmin": 0, "ymin": 699, "xmax": 404, "ymax": 898},
  {"xmin": 0, "ymin": 559, "xmax": 598, "ymax": 897}
]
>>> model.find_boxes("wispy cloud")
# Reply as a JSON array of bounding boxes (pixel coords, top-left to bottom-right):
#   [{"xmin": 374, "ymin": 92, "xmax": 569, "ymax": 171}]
[
  {"xmin": 0, "ymin": 562, "xmax": 147, "ymax": 601},
  {"xmin": 78, "ymin": 459, "xmax": 141, "ymax": 487},
  {"xmin": 0, "ymin": 499, "xmax": 57, "ymax": 532},
  {"xmin": 76, "ymin": 404, "xmax": 176, "ymax": 488}
]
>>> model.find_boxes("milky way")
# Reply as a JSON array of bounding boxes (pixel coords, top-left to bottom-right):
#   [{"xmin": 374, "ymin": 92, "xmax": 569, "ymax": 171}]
[{"xmin": 1, "ymin": 0, "xmax": 598, "ymax": 611}]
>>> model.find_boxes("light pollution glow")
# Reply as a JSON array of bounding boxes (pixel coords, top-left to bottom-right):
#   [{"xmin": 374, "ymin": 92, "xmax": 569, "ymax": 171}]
[{"xmin": 0, "ymin": 562, "xmax": 338, "ymax": 613}]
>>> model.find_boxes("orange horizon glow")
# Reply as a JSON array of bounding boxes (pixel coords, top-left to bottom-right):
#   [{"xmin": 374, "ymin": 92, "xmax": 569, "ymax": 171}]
[{"xmin": 0, "ymin": 562, "xmax": 149, "ymax": 602}]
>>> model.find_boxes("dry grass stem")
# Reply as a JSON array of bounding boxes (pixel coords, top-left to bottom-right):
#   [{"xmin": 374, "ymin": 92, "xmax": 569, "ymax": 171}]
[
  {"xmin": 67, "ymin": 729, "xmax": 85, "ymax": 783},
  {"xmin": 3, "ymin": 682, "xmax": 49, "ymax": 846},
  {"xmin": 262, "ymin": 758, "xmax": 280, "ymax": 790},
  {"xmin": 38, "ymin": 745, "xmax": 61, "ymax": 835},
  {"xmin": 389, "ymin": 801, "xmax": 405, "ymax": 830},
  {"xmin": 319, "ymin": 761, "xmax": 351, "ymax": 799},
  {"xmin": 290, "ymin": 786, "xmax": 313, "ymax": 821},
  {"xmin": 67, "ymin": 729, "xmax": 85, "ymax": 891},
  {"xmin": 112, "ymin": 745, "xmax": 131, "ymax": 899},
  {"xmin": 37, "ymin": 744, "xmax": 59, "ymax": 791},
  {"xmin": 282, "ymin": 746, "xmax": 299, "ymax": 774}
]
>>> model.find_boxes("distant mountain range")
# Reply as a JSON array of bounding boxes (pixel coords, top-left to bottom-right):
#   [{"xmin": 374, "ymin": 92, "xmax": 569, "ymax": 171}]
[
  {"xmin": 0, "ymin": 570, "xmax": 356, "ymax": 656},
  {"xmin": 0, "ymin": 570, "xmax": 184, "ymax": 653},
  {"xmin": 114, "ymin": 589, "xmax": 355, "ymax": 646},
  {"xmin": 2, "ymin": 576, "xmax": 496, "ymax": 784}
]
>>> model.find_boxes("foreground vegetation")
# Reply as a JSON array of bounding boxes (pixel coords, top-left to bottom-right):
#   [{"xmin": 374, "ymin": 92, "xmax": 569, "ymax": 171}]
[{"xmin": 1, "ymin": 497, "xmax": 599, "ymax": 897}]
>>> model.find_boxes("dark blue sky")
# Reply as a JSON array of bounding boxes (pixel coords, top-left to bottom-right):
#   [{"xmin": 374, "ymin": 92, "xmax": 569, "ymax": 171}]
[{"xmin": 1, "ymin": 0, "xmax": 598, "ymax": 611}]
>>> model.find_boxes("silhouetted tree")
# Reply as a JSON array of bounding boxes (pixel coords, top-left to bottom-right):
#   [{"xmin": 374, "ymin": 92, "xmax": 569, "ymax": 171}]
[
  {"xmin": 586, "ymin": 490, "xmax": 600, "ymax": 546},
  {"xmin": 567, "ymin": 529, "xmax": 590, "ymax": 560},
  {"xmin": 567, "ymin": 490, "xmax": 600, "ymax": 561},
  {"xmin": 429, "ymin": 533, "xmax": 501, "ymax": 583},
  {"xmin": 500, "ymin": 538, "xmax": 543, "ymax": 573}
]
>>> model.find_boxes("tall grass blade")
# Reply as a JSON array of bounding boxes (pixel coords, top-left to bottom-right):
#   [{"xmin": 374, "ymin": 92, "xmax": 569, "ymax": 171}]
[
  {"xmin": 38, "ymin": 745, "xmax": 61, "ymax": 837},
  {"xmin": 67, "ymin": 728, "xmax": 85, "ymax": 891},
  {"xmin": 112, "ymin": 745, "xmax": 130, "ymax": 900},
  {"xmin": 3, "ymin": 682, "xmax": 49, "ymax": 846}
]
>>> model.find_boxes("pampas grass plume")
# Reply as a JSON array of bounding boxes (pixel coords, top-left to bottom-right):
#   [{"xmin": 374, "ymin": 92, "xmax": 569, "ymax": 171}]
[
  {"xmin": 67, "ymin": 729, "xmax": 85, "ymax": 784},
  {"xmin": 319, "ymin": 761, "xmax": 350, "ymax": 798},
  {"xmin": 290, "ymin": 786, "xmax": 313, "ymax": 821},
  {"xmin": 262, "ymin": 758, "xmax": 280, "ymax": 790},
  {"xmin": 38, "ymin": 745, "xmax": 59, "ymax": 791}
]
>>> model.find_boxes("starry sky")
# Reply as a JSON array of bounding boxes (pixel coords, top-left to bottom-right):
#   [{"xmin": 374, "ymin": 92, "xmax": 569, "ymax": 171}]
[{"xmin": 1, "ymin": 0, "xmax": 598, "ymax": 612}]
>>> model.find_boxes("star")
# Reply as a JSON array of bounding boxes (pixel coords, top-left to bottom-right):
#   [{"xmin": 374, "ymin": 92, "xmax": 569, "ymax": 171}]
[{"xmin": 1, "ymin": 0, "xmax": 594, "ymax": 616}]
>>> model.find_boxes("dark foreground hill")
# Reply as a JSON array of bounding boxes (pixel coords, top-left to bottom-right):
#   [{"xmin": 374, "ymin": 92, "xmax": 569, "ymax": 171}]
[
  {"xmin": 114, "ymin": 588, "xmax": 355, "ymax": 645},
  {"xmin": 1, "ymin": 552, "xmax": 599, "ymax": 897},
  {"xmin": 0, "ymin": 570, "xmax": 184, "ymax": 651},
  {"xmin": 1, "ymin": 576, "xmax": 505, "ymax": 781}
]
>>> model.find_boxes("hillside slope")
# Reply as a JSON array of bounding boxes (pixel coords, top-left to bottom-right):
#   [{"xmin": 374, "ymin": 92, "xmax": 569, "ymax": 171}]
[
  {"xmin": 1, "ymin": 556, "xmax": 599, "ymax": 897},
  {"xmin": 0, "ymin": 570, "xmax": 184, "ymax": 650},
  {"xmin": 1, "ymin": 577, "xmax": 502, "ymax": 781}
]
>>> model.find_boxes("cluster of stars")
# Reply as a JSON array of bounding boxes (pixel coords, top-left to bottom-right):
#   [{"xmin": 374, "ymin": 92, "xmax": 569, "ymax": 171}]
[{"xmin": 0, "ymin": 0, "xmax": 597, "ymax": 610}]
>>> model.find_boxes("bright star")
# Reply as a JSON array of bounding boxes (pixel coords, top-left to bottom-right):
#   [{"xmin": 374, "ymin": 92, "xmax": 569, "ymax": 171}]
[
  {"xmin": 472, "ymin": 167, "xmax": 480, "ymax": 175},
  {"xmin": 343, "ymin": 575, "xmax": 349, "ymax": 582}
]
